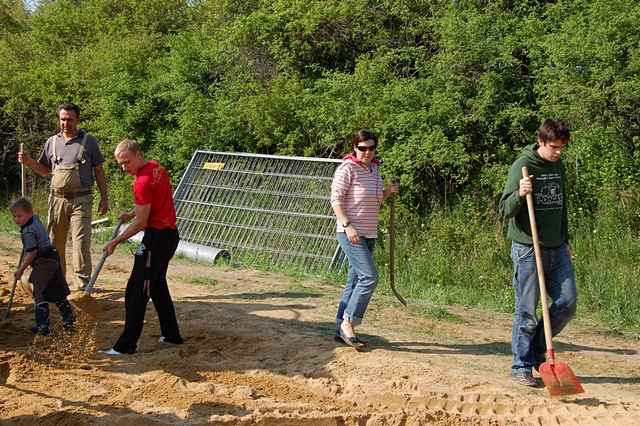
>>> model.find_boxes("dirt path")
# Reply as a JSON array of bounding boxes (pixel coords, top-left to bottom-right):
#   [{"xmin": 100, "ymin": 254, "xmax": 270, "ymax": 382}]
[{"xmin": 1, "ymin": 233, "xmax": 639, "ymax": 425}]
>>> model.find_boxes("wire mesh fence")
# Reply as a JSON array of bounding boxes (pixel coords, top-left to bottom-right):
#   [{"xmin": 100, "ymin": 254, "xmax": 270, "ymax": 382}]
[{"xmin": 173, "ymin": 151, "xmax": 343, "ymax": 271}]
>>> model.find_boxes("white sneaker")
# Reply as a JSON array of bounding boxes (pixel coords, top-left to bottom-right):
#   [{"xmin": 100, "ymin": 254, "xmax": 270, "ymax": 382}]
[
  {"xmin": 99, "ymin": 348, "xmax": 123, "ymax": 356},
  {"xmin": 158, "ymin": 336, "xmax": 166, "ymax": 343}
]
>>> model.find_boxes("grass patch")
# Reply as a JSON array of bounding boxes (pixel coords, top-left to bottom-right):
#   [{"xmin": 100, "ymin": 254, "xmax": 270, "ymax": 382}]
[
  {"xmin": 185, "ymin": 275, "xmax": 218, "ymax": 286},
  {"xmin": 1, "ymin": 190, "xmax": 638, "ymax": 334},
  {"xmin": 0, "ymin": 214, "xmax": 16, "ymax": 234},
  {"xmin": 374, "ymin": 200, "xmax": 514, "ymax": 314},
  {"xmin": 413, "ymin": 305, "xmax": 464, "ymax": 323},
  {"xmin": 286, "ymin": 281, "xmax": 323, "ymax": 297},
  {"xmin": 227, "ymin": 250, "xmax": 342, "ymax": 287}
]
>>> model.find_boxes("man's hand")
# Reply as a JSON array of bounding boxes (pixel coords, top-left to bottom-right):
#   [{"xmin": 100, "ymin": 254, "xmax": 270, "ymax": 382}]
[
  {"xmin": 519, "ymin": 175, "xmax": 534, "ymax": 197},
  {"xmin": 118, "ymin": 211, "xmax": 135, "ymax": 223},
  {"xmin": 14, "ymin": 268, "xmax": 24, "ymax": 281},
  {"xmin": 104, "ymin": 239, "xmax": 119, "ymax": 256},
  {"xmin": 17, "ymin": 148, "xmax": 33, "ymax": 168},
  {"xmin": 98, "ymin": 197, "xmax": 109, "ymax": 215}
]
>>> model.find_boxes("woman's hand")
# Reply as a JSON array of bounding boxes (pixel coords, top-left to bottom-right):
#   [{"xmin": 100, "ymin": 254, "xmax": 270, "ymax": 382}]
[
  {"xmin": 345, "ymin": 224, "xmax": 360, "ymax": 245},
  {"xmin": 384, "ymin": 182, "xmax": 399, "ymax": 201},
  {"xmin": 388, "ymin": 182, "xmax": 399, "ymax": 195}
]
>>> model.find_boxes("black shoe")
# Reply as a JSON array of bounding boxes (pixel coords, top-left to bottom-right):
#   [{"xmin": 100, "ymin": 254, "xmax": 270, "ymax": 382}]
[{"xmin": 30, "ymin": 325, "xmax": 50, "ymax": 336}]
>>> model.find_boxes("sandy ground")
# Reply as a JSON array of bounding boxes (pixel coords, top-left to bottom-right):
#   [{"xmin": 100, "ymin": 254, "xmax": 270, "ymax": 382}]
[{"xmin": 1, "ymin": 233, "xmax": 639, "ymax": 425}]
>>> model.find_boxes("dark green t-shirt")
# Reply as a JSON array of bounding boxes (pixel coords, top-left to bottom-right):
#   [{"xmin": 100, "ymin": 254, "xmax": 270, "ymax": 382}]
[{"xmin": 498, "ymin": 144, "xmax": 569, "ymax": 248}]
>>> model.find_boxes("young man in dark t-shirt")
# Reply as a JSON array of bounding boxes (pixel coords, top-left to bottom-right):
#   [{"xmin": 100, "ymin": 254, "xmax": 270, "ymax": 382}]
[
  {"xmin": 100, "ymin": 139, "xmax": 183, "ymax": 355},
  {"xmin": 499, "ymin": 119, "xmax": 577, "ymax": 387}
]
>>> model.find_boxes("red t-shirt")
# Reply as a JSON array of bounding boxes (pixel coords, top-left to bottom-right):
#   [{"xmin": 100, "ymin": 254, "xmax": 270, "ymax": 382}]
[{"xmin": 134, "ymin": 160, "xmax": 177, "ymax": 230}]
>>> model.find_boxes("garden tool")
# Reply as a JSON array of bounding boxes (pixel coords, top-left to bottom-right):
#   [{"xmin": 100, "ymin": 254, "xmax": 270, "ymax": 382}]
[
  {"xmin": 522, "ymin": 166, "xmax": 584, "ymax": 396},
  {"xmin": 388, "ymin": 178, "xmax": 406, "ymax": 307},
  {"xmin": 3, "ymin": 144, "xmax": 28, "ymax": 320},
  {"xmin": 72, "ymin": 219, "xmax": 123, "ymax": 315}
]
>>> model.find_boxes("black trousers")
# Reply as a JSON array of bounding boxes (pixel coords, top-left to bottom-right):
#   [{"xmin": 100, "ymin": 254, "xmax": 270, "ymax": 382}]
[{"xmin": 113, "ymin": 228, "xmax": 183, "ymax": 354}]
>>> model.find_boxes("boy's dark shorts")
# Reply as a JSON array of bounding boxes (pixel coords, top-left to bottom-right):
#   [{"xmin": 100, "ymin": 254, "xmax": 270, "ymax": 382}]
[{"xmin": 29, "ymin": 252, "xmax": 70, "ymax": 304}]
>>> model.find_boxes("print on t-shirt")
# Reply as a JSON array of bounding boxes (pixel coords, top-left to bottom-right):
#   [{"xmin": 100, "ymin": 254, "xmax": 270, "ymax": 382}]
[{"xmin": 534, "ymin": 172, "xmax": 563, "ymax": 211}]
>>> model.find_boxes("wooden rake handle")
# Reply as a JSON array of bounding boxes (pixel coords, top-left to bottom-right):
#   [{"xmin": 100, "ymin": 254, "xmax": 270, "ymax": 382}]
[{"xmin": 522, "ymin": 166, "xmax": 555, "ymax": 362}]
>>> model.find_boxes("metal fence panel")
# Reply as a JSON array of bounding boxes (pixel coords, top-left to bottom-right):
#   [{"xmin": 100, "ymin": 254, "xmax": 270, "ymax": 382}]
[{"xmin": 173, "ymin": 151, "xmax": 342, "ymax": 271}]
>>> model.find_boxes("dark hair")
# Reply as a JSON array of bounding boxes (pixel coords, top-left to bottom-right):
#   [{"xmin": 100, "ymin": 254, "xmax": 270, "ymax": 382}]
[
  {"xmin": 57, "ymin": 102, "xmax": 80, "ymax": 118},
  {"xmin": 351, "ymin": 129, "xmax": 378, "ymax": 151},
  {"xmin": 537, "ymin": 118, "xmax": 570, "ymax": 144},
  {"xmin": 10, "ymin": 197, "xmax": 33, "ymax": 213}
]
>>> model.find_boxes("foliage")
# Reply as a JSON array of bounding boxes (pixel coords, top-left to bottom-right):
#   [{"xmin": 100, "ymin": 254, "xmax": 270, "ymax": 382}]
[{"xmin": 0, "ymin": 0, "xmax": 639, "ymax": 329}]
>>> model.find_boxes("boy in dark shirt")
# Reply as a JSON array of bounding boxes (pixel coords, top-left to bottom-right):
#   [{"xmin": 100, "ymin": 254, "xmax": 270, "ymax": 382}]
[{"xmin": 11, "ymin": 197, "xmax": 75, "ymax": 336}]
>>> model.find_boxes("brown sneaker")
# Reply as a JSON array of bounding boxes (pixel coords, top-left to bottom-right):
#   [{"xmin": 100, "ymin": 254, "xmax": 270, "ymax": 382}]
[{"xmin": 511, "ymin": 369, "xmax": 538, "ymax": 387}]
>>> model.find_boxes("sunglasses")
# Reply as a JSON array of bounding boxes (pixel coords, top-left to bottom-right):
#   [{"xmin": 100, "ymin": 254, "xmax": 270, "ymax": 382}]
[{"xmin": 356, "ymin": 145, "xmax": 376, "ymax": 152}]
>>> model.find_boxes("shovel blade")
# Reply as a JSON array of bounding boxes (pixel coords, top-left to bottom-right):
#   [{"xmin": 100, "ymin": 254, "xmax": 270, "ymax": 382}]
[
  {"xmin": 0, "ymin": 362, "xmax": 9, "ymax": 385},
  {"xmin": 539, "ymin": 361, "xmax": 584, "ymax": 396},
  {"xmin": 70, "ymin": 293, "xmax": 101, "ymax": 318}
]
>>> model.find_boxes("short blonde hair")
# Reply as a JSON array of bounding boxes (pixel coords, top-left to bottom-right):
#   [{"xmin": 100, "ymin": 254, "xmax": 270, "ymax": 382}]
[{"xmin": 114, "ymin": 138, "xmax": 142, "ymax": 157}]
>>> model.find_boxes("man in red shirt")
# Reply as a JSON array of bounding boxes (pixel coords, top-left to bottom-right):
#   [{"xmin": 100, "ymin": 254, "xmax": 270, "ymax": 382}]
[{"xmin": 100, "ymin": 139, "xmax": 183, "ymax": 355}]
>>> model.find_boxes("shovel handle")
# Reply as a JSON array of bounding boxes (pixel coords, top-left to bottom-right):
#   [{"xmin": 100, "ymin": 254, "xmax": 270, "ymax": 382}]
[
  {"xmin": 2, "ymin": 277, "xmax": 18, "ymax": 321},
  {"xmin": 84, "ymin": 219, "xmax": 124, "ymax": 295},
  {"xmin": 3, "ymin": 251, "xmax": 25, "ymax": 321},
  {"xmin": 388, "ymin": 179, "xmax": 406, "ymax": 307},
  {"xmin": 522, "ymin": 167, "xmax": 555, "ymax": 362},
  {"xmin": 20, "ymin": 143, "xmax": 26, "ymax": 197},
  {"xmin": 6, "ymin": 144, "xmax": 27, "ymax": 320}
]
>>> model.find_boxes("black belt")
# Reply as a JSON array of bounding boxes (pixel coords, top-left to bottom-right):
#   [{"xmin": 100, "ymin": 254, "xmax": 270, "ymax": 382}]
[{"xmin": 51, "ymin": 189, "xmax": 92, "ymax": 199}]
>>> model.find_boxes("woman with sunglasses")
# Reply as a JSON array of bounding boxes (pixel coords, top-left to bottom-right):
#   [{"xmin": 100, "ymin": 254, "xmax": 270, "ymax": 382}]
[{"xmin": 330, "ymin": 130, "xmax": 398, "ymax": 349}]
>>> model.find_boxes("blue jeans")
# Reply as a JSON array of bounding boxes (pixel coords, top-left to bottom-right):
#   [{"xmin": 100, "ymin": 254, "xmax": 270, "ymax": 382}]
[
  {"xmin": 335, "ymin": 233, "xmax": 378, "ymax": 331},
  {"xmin": 511, "ymin": 241, "xmax": 577, "ymax": 372}
]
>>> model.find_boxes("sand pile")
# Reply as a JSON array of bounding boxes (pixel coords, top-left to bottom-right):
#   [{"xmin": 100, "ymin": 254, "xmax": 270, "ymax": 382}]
[{"xmin": 1, "ymin": 236, "xmax": 640, "ymax": 425}]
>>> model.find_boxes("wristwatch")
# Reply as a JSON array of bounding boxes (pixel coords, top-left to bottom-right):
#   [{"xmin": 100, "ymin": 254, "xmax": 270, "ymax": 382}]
[{"xmin": 342, "ymin": 221, "xmax": 351, "ymax": 228}]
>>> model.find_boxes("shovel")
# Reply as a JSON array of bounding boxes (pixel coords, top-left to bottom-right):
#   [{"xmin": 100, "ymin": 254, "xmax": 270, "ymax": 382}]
[
  {"xmin": 2, "ymin": 268, "xmax": 20, "ymax": 321},
  {"xmin": 3, "ymin": 144, "xmax": 28, "ymax": 321},
  {"xmin": 83, "ymin": 218, "xmax": 124, "ymax": 295},
  {"xmin": 522, "ymin": 166, "xmax": 584, "ymax": 396},
  {"xmin": 71, "ymin": 219, "xmax": 123, "ymax": 315},
  {"xmin": 388, "ymin": 178, "xmax": 406, "ymax": 307}
]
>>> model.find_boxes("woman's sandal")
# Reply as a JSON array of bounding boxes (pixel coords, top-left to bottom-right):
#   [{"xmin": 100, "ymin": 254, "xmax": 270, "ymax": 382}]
[
  {"xmin": 352, "ymin": 336, "xmax": 367, "ymax": 345},
  {"xmin": 338, "ymin": 330, "xmax": 365, "ymax": 350}
]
